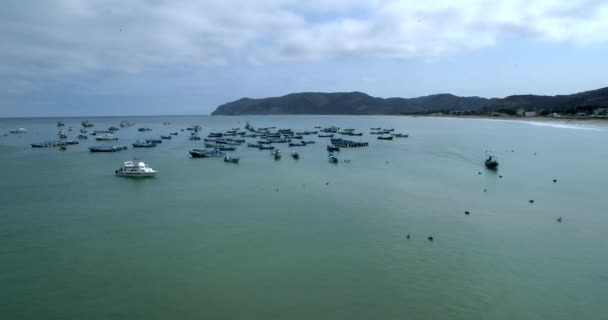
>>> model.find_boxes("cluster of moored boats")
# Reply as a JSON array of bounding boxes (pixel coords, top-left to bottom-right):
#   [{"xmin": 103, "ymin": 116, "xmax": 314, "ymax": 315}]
[{"xmin": 9, "ymin": 119, "xmax": 505, "ymax": 178}]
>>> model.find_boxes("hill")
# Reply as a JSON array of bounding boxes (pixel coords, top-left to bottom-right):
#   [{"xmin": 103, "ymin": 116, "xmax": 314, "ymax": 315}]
[{"xmin": 211, "ymin": 87, "xmax": 608, "ymax": 115}]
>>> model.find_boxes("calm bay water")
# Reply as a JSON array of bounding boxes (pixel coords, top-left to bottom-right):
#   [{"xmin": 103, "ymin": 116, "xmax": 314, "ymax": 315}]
[{"xmin": 1, "ymin": 115, "xmax": 607, "ymax": 319}]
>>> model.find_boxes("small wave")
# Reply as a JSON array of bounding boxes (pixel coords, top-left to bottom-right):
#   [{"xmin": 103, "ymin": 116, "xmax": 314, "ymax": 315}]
[{"xmin": 523, "ymin": 121, "xmax": 607, "ymax": 132}]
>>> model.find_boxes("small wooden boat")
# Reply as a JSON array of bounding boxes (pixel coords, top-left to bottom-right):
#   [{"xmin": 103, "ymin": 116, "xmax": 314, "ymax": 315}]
[
  {"xmin": 485, "ymin": 155, "xmax": 499, "ymax": 169},
  {"xmin": 224, "ymin": 156, "xmax": 240, "ymax": 163},
  {"xmin": 328, "ymin": 154, "xmax": 338, "ymax": 163},
  {"xmin": 327, "ymin": 145, "xmax": 340, "ymax": 152}
]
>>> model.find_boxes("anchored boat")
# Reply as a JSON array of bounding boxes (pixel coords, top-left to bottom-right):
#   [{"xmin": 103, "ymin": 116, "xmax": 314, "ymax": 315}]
[
  {"xmin": 115, "ymin": 160, "xmax": 158, "ymax": 177},
  {"xmin": 485, "ymin": 155, "xmax": 499, "ymax": 169},
  {"xmin": 189, "ymin": 149, "xmax": 225, "ymax": 158},
  {"xmin": 224, "ymin": 156, "xmax": 240, "ymax": 163}
]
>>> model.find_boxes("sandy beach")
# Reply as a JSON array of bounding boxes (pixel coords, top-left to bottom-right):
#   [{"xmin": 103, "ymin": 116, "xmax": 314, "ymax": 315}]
[{"xmin": 422, "ymin": 114, "xmax": 608, "ymax": 126}]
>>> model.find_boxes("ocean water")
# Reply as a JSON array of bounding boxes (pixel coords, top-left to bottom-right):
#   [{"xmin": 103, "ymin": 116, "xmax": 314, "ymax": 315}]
[{"xmin": 1, "ymin": 115, "xmax": 607, "ymax": 319}]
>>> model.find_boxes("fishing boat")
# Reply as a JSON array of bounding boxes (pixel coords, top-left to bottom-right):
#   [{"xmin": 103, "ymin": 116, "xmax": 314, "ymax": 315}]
[
  {"xmin": 189, "ymin": 135, "xmax": 201, "ymax": 141},
  {"xmin": 80, "ymin": 128, "xmax": 87, "ymax": 134},
  {"xmin": 377, "ymin": 135, "xmax": 394, "ymax": 140},
  {"xmin": 321, "ymin": 126, "xmax": 339, "ymax": 133},
  {"xmin": 31, "ymin": 142, "xmax": 56, "ymax": 148},
  {"xmin": 318, "ymin": 133, "xmax": 334, "ymax": 138},
  {"xmin": 58, "ymin": 130, "xmax": 68, "ymax": 139},
  {"xmin": 160, "ymin": 135, "xmax": 172, "ymax": 140},
  {"xmin": 108, "ymin": 126, "xmax": 120, "ymax": 131},
  {"xmin": 330, "ymin": 138, "xmax": 368, "ymax": 147},
  {"xmin": 120, "ymin": 120, "xmax": 134, "ymax": 128},
  {"xmin": 327, "ymin": 144, "xmax": 340, "ymax": 152},
  {"xmin": 132, "ymin": 140, "xmax": 156, "ymax": 148},
  {"xmin": 81, "ymin": 120, "xmax": 94, "ymax": 127},
  {"xmin": 258, "ymin": 145, "xmax": 275, "ymax": 150},
  {"xmin": 10, "ymin": 128, "xmax": 27, "ymax": 134},
  {"xmin": 224, "ymin": 156, "xmax": 240, "ymax": 163},
  {"xmin": 485, "ymin": 155, "xmax": 499, "ymax": 169},
  {"xmin": 370, "ymin": 127, "xmax": 381, "ymax": 130},
  {"xmin": 115, "ymin": 160, "xmax": 158, "ymax": 177},
  {"xmin": 138, "ymin": 127, "xmax": 152, "ymax": 132},
  {"xmin": 57, "ymin": 121, "xmax": 65, "ymax": 127},
  {"xmin": 90, "ymin": 130, "xmax": 112, "ymax": 136},
  {"xmin": 77, "ymin": 134, "xmax": 88, "ymax": 139},
  {"xmin": 170, "ymin": 131, "xmax": 178, "ymax": 135},
  {"xmin": 146, "ymin": 139, "xmax": 162, "ymax": 144},
  {"xmin": 189, "ymin": 148, "xmax": 225, "ymax": 158},
  {"xmin": 96, "ymin": 133, "xmax": 118, "ymax": 141},
  {"xmin": 370, "ymin": 131, "xmax": 383, "ymax": 135},
  {"xmin": 291, "ymin": 151, "xmax": 299, "ymax": 159},
  {"xmin": 393, "ymin": 133, "xmax": 409, "ymax": 138},
  {"xmin": 272, "ymin": 149, "xmax": 282, "ymax": 160},
  {"xmin": 288, "ymin": 141, "xmax": 306, "ymax": 147},
  {"xmin": 89, "ymin": 145, "xmax": 128, "ymax": 152},
  {"xmin": 328, "ymin": 154, "xmax": 338, "ymax": 163}
]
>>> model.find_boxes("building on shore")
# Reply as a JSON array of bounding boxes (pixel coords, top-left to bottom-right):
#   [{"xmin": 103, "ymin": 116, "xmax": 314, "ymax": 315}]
[
  {"xmin": 593, "ymin": 108, "xmax": 608, "ymax": 116},
  {"xmin": 524, "ymin": 111, "xmax": 536, "ymax": 117}
]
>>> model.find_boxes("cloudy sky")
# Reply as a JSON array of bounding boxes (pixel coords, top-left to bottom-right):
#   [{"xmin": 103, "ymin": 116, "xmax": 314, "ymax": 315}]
[{"xmin": 2, "ymin": 0, "xmax": 608, "ymax": 116}]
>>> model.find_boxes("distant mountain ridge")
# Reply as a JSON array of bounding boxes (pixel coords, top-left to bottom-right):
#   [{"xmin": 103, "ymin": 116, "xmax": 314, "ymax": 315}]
[{"xmin": 211, "ymin": 87, "xmax": 608, "ymax": 115}]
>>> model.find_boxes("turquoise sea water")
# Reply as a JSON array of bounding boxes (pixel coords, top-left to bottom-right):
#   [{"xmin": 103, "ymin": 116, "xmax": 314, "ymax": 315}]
[{"xmin": 1, "ymin": 115, "xmax": 607, "ymax": 319}]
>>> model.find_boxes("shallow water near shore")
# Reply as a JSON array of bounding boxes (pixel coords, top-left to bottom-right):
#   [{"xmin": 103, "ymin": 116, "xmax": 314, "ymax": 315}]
[{"xmin": 1, "ymin": 115, "xmax": 607, "ymax": 319}]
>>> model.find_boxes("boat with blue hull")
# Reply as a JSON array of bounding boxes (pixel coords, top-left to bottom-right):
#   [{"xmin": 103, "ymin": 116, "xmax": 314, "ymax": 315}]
[{"xmin": 189, "ymin": 149, "xmax": 226, "ymax": 158}]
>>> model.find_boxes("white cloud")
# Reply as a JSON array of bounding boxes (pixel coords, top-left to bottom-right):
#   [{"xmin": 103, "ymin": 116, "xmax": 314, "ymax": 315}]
[{"xmin": 2, "ymin": 0, "xmax": 608, "ymax": 76}]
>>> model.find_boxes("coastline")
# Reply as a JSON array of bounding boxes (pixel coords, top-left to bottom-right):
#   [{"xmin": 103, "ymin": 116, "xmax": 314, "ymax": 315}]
[{"xmin": 419, "ymin": 114, "xmax": 608, "ymax": 126}]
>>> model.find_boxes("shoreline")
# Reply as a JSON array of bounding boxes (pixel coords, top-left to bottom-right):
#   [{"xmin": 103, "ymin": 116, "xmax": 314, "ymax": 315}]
[{"xmin": 419, "ymin": 114, "xmax": 608, "ymax": 125}]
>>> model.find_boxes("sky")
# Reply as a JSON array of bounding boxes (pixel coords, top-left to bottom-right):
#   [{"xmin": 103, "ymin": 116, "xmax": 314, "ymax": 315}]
[{"xmin": 2, "ymin": 0, "xmax": 608, "ymax": 117}]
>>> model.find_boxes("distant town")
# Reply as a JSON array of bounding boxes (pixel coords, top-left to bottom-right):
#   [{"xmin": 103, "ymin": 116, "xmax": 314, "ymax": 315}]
[{"xmin": 441, "ymin": 107, "xmax": 608, "ymax": 119}]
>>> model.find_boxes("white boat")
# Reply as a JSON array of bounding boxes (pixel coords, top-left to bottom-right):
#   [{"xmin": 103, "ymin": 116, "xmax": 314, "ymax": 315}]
[
  {"xmin": 120, "ymin": 120, "xmax": 134, "ymax": 128},
  {"xmin": 115, "ymin": 160, "xmax": 158, "ymax": 177},
  {"xmin": 58, "ymin": 130, "xmax": 68, "ymax": 139},
  {"xmin": 96, "ymin": 133, "xmax": 118, "ymax": 141},
  {"xmin": 10, "ymin": 128, "xmax": 27, "ymax": 134},
  {"xmin": 81, "ymin": 120, "xmax": 94, "ymax": 127}
]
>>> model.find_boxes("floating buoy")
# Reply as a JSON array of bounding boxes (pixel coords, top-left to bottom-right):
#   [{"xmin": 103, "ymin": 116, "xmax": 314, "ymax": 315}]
[
  {"xmin": 406, "ymin": 234, "xmax": 410, "ymax": 239},
  {"xmin": 478, "ymin": 172, "xmax": 482, "ymax": 175},
  {"xmin": 499, "ymin": 175, "xmax": 503, "ymax": 178},
  {"xmin": 557, "ymin": 217, "xmax": 562, "ymax": 223},
  {"xmin": 465, "ymin": 211, "xmax": 470, "ymax": 215},
  {"xmin": 427, "ymin": 236, "xmax": 434, "ymax": 241},
  {"xmin": 553, "ymin": 179, "xmax": 557, "ymax": 183},
  {"xmin": 483, "ymin": 189, "xmax": 487, "ymax": 192},
  {"xmin": 529, "ymin": 199, "xmax": 534, "ymax": 203}
]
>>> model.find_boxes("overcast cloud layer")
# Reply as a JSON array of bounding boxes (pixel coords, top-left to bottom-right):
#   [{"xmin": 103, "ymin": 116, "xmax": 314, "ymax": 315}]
[
  {"xmin": 4, "ymin": 0, "xmax": 608, "ymax": 73},
  {"xmin": 2, "ymin": 0, "xmax": 608, "ymax": 115}
]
